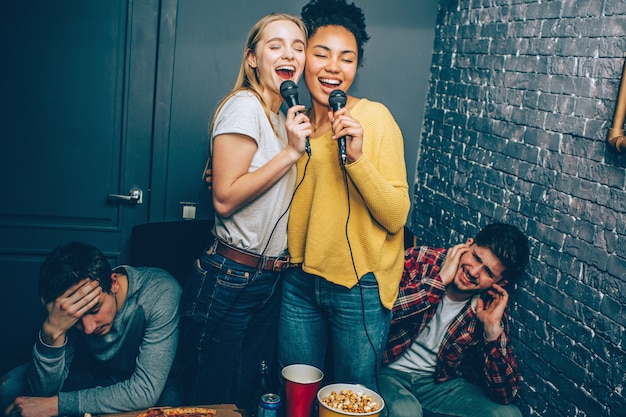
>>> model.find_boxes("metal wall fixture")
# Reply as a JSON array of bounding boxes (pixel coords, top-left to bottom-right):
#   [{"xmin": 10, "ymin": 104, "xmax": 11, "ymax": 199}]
[{"xmin": 608, "ymin": 56, "xmax": 626, "ymax": 153}]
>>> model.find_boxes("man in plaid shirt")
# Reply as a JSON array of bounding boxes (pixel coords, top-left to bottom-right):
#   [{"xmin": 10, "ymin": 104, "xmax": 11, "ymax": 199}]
[{"xmin": 379, "ymin": 223, "xmax": 529, "ymax": 417}]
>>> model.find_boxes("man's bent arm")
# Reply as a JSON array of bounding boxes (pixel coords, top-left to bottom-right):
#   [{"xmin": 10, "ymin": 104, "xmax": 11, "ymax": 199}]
[
  {"xmin": 481, "ymin": 318, "xmax": 521, "ymax": 404},
  {"xmin": 60, "ymin": 276, "xmax": 181, "ymax": 416},
  {"xmin": 392, "ymin": 246, "xmax": 448, "ymax": 320},
  {"xmin": 28, "ymin": 332, "xmax": 73, "ymax": 397}
]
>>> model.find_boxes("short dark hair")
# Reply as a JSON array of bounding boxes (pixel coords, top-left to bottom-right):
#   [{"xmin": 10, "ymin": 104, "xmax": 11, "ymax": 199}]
[
  {"xmin": 39, "ymin": 242, "xmax": 112, "ymax": 303},
  {"xmin": 474, "ymin": 223, "xmax": 530, "ymax": 280},
  {"xmin": 301, "ymin": 0, "xmax": 370, "ymax": 66}
]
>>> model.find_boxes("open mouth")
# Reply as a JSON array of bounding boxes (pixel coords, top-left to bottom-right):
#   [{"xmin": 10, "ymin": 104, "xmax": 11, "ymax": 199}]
[
  {"xmin": 319, "ymin": 77, "xmax": 341, "ymax": 91},
  {"xmin": 460, "ymin": 269, "xmax": 477, "ymax": 286},
  {"xmin": 276, "ymin": 65, "xmax": 295, "ymax": 80}
]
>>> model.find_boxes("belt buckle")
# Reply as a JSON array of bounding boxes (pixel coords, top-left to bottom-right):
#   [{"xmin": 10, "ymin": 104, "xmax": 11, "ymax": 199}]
[{"xmin": 272, "ymin": 255, "xmax": 290, "ymax": 272}]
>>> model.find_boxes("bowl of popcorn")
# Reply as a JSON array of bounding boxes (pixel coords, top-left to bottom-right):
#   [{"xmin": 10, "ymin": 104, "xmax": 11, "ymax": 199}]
[{"xmin": 317, "ymin": 383, "xmax": 385, "ymax": 417}]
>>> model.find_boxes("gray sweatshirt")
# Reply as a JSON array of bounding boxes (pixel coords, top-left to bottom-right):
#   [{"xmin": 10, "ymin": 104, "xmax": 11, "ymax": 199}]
[{"xmin": 28, "ymin": 266, "xmax": 182, "ymax": 416}]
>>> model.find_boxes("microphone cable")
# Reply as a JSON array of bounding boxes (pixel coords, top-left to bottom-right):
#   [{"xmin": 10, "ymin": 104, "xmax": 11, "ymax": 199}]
[
  {"xmin": 207, "ymin": 151, "xmax": 311, "ymax": 336},
  {"xmin": 328, "ymin": 88, "xmax": 382, "ymax": 397},
  {"xmin": 339, "ymin": 161, "xmax": 383, "ymax": 401},
  {"xmin": 327, "ymin": 87, "xmax": 383, "ymax": 397}
]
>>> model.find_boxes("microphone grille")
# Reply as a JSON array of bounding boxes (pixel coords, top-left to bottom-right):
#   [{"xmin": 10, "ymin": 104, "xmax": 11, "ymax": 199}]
[
  {"xmin": 329, "ymin": 89, "xmax": 346, "ymax": 109},
  {"xmin": 280, "ymin": 80, "xmax": 298, "ymax": 99}
]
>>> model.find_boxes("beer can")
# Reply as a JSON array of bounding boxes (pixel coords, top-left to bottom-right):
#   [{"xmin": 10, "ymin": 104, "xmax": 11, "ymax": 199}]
[{"xmin": 258, "ymin": 393, "xmax": 282, "ymax": 417}]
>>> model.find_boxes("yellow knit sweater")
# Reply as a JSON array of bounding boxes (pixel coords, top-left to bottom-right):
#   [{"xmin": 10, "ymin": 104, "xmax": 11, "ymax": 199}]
[{"xmin": 287, "ymin": 99, "xmax": 410, "ymax": 309}]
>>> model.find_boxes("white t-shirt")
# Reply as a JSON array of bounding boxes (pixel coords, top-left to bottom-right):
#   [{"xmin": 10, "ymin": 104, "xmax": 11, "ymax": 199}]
[
  {"xmin": 389, "ymin": 295, "xmax": 468, "ymax": 374},
  {"xmin": 211, "ymin": 91, "xmax": 296, "ymax": 257}
]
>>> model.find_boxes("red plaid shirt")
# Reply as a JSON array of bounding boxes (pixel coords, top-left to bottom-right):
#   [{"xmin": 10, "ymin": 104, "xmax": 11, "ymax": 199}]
[{"xmin": 383, "ymin": 246, "xmax": 521, "ymax": 404}]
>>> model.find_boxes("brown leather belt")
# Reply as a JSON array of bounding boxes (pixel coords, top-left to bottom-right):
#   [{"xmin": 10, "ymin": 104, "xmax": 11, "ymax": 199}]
[{"xmin": 213, "ymin": 239, "xmax": 293, "ymax": 271}]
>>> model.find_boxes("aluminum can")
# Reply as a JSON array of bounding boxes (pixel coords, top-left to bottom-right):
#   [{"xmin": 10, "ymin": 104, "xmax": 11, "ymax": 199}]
[{"xmin": 258, "ymin": 393, "xmax": 282, "ymax": 417}]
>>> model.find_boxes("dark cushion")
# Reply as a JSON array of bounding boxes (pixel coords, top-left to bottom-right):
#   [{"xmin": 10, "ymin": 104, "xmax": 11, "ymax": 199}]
[{"xmin": 131, "ymin": 219, "xmax": 214, "ymax": 286}]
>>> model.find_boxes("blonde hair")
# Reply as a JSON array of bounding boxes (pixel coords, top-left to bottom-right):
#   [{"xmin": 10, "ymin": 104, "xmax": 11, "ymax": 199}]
[{"xmin": 209, "ymin": 13, "xmax": 307, "ymax": 139}]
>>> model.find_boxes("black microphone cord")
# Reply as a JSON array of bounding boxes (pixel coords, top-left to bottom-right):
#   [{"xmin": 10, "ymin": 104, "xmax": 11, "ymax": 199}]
[
  {"xmin": 328, "ymin": 87, "xmax": 381, "ymax": 397},
  {"xmin": 258, "ymin": 153, "xmax": 311, "ymax": 260},
  {"xmin": 341, "ymin": 167, "xmax": 382, "ymax": 401},
  {"xmin": 208, "ymin": 152, "xmax": 311, "ymax": 336}
]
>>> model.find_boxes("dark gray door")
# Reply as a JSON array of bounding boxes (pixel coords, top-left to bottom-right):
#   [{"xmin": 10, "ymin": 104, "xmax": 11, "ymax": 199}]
[{"xmin": 0, "ymin": 0, "xmax": 159, "ymax": 371}]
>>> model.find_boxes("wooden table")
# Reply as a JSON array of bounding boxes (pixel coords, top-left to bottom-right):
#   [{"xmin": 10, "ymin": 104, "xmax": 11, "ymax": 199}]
[{"xmin": 95, "ymin": 404, "xmax": 245, "ymax": 417}]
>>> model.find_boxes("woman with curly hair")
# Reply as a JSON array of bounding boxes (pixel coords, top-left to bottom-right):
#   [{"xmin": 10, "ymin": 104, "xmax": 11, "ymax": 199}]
[{"xmin": 279, "ymin": 0, "xmax": 410, "ymax": 390}]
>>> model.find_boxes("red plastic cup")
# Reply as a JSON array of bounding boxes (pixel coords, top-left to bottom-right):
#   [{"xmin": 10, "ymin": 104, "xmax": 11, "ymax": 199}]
[{"xmin": 281, "ymin": 364, "xmax": 324, "ymax": 417}]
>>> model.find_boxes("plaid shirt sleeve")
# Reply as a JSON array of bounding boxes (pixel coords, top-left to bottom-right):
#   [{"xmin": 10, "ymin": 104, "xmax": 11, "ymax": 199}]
[
  {"xmin": 454, "ymin": 309, "xmax": 521, "ymax": 404},
  {"xmin": 393, "ymin": 246, "xmax": 447, "ymax": 319},
  {"xmin": 480, "ymin": 314, "xmax": 521, "ymax": 404}
]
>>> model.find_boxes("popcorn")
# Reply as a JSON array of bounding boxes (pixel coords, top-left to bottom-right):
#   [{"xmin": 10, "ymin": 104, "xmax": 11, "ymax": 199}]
[{"xmin": 321, "ymin": 389, "xmax": 380, "ymax": 414}]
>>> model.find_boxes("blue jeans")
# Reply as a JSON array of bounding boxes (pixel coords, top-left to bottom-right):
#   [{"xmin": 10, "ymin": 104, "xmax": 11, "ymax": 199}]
[
  {"xmin": 0, "ymin": 364, "xmax": 30, "ymax": 412},
  {"xmin": 378, "ymin": 366, "xmax": 523, "ymax": 417},
  {"xmin": 179, "ymin": 245, "xmax": 283, "ymax": 409},
  {"xmin": 278, "ymin": 266, "xmax": 391, "ymax": 390}
]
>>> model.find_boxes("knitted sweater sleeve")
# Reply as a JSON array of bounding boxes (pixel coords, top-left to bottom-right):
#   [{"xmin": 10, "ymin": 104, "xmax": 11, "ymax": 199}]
[{"xmin": 345, "ymin": 101, "xmax": 410, "ymax": 233}]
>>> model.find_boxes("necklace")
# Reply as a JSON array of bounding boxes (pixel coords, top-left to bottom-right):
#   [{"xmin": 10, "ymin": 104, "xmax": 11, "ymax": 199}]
[
  {"xmin": 308, "ymin": 109, "xmax": 330, "ymax": 133},
  {"xmin": 313, "ymin": 120, "xmax": 330, "ymax": 133}
]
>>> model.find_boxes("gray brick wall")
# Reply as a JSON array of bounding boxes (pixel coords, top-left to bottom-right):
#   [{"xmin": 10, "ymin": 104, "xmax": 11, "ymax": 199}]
[{"xmin": 410, "ymin": 0, "xmax": 626, "ymax": 415}]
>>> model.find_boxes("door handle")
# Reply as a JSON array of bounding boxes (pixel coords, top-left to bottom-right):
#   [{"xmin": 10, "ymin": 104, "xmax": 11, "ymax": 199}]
[{"xmin": 108, "ymin": 189, "xmax": 143, "ymax": 204}]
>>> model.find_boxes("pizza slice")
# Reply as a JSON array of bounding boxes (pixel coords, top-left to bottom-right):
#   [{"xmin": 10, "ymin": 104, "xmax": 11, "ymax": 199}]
[
  {"xmin": 136, "ymin": 409, "xmax": 166, "ymax": 417},
  {"xmin": 164, "ymin": 407, "xmax": 217, "ymax": 417},
  {"xmin": 136, "ymin": 407, "xmax": 217, "ymax": 417}
]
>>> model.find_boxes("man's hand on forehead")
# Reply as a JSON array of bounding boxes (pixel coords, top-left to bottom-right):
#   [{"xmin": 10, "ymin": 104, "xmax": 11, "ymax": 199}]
[
  {"xmin": 41, "ymin": 278, "xmax": 102, "ymax": 346},
  {"xmin": 62, "ymin": 278, "xmax": 101, "ymax": 310},
  {"xmin": 70, "ymin": 277, "xmax": 102, "ymax": 298}
]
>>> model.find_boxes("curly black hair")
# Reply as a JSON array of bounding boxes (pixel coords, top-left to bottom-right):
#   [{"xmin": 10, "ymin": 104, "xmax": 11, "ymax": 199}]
[{"xmin": 301, "ymin": 0, "xmax": 370, "ymax": 66}]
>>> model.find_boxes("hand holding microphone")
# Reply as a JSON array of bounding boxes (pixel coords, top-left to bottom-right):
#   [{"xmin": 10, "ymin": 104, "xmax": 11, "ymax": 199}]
[
  {"xmin": 280, "ymin": 80, "xmax": 311, "ymax": 156},
  {"xmin": 328, "ymin": 90, "xmax": 363, "ymax": 167},
  {"xmin": 329, "ymin": 90, "xmax": 348, "ymax": 166}
]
